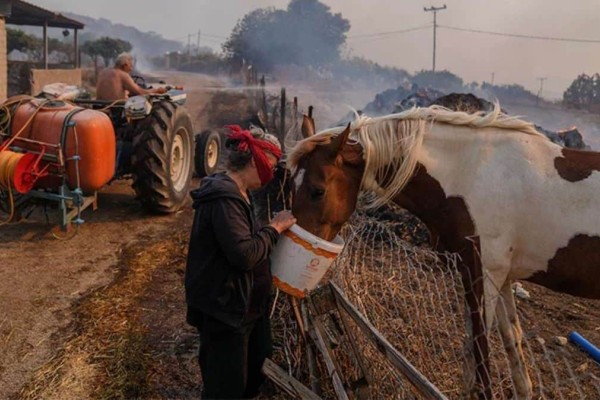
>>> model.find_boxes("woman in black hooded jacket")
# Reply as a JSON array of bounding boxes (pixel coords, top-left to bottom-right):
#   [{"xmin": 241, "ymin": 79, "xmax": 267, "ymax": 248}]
[{"xmin": 185, "ymin": 125, "xmax": 295, "ymax": 399}]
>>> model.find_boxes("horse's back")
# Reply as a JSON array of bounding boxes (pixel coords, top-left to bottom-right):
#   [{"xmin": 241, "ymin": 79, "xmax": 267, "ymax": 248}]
[{"xmin": 423, "ymin": 124, "xmax": 600, "ymax": 292}]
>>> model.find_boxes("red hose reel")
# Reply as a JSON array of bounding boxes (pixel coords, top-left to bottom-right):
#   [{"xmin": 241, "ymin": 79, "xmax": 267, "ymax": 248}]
[{"xmin": 0, "ymin": 147, "xmax": 49, "ymax": 194}]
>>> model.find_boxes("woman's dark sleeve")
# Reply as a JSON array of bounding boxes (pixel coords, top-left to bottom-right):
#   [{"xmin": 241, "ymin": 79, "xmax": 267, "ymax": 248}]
[{"xmin": 211, "ymin": 198, "xmax": 279, "ymax": 271}]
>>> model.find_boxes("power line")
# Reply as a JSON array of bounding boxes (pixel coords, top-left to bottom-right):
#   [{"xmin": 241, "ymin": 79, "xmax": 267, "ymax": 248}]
[
  {"xmin": 439, "ymin": 24, "xmax": 600, "ymax": 44},
  {"xmin": 171, "ymin": 32, "xmax": 227, "ymax": 42},
  {"xmin": 202, "ymin": 33, "xmax": 228, "ymax": 39},
  {"xmin": 347, "ymin": 25, "xmax": 431, "ymax": 40},
  {"xmin": 200, "ymin": 38, "xmax": 224, "ymax": 46}
]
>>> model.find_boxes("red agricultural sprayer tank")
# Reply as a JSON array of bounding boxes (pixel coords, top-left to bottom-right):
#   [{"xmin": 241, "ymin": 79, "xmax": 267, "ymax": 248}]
[{"xmin": 0, "ymin": 96, "xmax": 117, "ymax": 231}]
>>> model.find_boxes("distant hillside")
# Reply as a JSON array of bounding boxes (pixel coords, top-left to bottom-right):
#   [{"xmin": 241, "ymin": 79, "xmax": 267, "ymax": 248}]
[
  {"xmin": 63, "ymin": 13, "xmax": 183, "ymax": 58},
  {"xmin": 8, "ymin": 12, "xmax": 183, "ymax": 59}
]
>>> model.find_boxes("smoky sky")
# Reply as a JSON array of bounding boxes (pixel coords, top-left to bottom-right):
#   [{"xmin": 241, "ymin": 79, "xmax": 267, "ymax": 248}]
[{"xmin": 31, "ymin": 0, "xmax": 600, "ymax": 99}]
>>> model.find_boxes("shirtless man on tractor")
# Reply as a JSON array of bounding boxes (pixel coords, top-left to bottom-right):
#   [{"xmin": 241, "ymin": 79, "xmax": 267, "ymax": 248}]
[{"xmin": 96, "ymin": 53, "xmax": 167, "ymax": 100}]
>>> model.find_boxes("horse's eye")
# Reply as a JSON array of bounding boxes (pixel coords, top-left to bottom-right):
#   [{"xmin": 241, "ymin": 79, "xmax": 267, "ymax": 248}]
[{"xmin": 310, "ymin": 187, "xmax": 325, "ymax": 200}]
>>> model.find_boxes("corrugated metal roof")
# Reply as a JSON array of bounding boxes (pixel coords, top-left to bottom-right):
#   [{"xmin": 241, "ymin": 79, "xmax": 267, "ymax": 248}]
[{"xmin": 6, "ymin": 0, "xmax": 84, "ymax": 29}]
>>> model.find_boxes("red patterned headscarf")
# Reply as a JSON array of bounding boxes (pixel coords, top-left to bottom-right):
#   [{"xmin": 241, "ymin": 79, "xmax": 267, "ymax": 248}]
[{"xmin": 226, "ymin": 125, "xmax": 282, "ymax": 185}]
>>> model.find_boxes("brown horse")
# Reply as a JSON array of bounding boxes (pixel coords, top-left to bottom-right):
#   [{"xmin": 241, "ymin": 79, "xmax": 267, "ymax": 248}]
[{"xmin": 288, "ymin": 106, "xmax": 600, "ymax": 399}]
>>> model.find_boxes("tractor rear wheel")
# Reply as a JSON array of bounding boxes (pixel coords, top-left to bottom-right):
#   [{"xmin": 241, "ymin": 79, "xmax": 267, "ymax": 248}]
[
  {"xmin": 132, "ymin": 101, "xmax": 194, "ymax": 213},
  {"xmin": 194, "ymin": 129, "xmax": 221, "ymax": 178}
]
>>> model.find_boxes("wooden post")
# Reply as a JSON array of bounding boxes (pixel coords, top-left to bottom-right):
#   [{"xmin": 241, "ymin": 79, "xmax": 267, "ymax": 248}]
[
  {"xmin": 260, "ymin": 75, "xmax": 267, "ymax": 124},
  {"xmin": 43, "ymin": 21, "xmax": 48, "ymax": 69},
  {"xmin": 293, "ymin": 96, "xmax": 298, "ymax": 118},
  {"xmin": 73, "ymin": 29, "xmax": 79, "ymax": 68},
  {"xmin": 280, "ymin": 87, "xmax": 286, "ymax": 143}
]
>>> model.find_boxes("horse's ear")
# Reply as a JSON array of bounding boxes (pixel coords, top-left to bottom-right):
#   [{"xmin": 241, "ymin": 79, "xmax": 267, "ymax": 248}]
[
  {"xmin": 331, "ymin": 123, "xmax": 351, "ymax": 154},
  {"xmin": 333, "ymin": 123, "xmax": 362, "ymax": 166},
  {"xmin": 301, "ymin": 114, "xmax": 315, "ymax": 138}
]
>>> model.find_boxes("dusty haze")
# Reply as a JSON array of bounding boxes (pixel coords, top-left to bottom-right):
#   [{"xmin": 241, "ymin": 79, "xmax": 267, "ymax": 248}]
[{"xmin": 31, "ymin": 0, "xmax": 600, "ymax": 100}]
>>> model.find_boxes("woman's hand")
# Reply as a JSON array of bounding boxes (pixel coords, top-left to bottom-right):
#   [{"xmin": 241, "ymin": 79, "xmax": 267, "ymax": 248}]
[{"xmin": 269, "ymin": 210, "xmax": 297, "ymax": 233}]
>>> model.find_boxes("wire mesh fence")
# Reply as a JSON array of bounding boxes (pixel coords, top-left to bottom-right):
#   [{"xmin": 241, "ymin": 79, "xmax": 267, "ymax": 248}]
[{"xmin": 270, "ymin": 204, "xmax": 600, "ymax": 399}]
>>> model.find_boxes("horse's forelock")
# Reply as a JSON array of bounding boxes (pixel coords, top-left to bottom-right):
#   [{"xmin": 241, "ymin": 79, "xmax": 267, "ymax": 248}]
[{"xmin": 287, "ymin": 132, "xmax": 337, "ymax": 171}]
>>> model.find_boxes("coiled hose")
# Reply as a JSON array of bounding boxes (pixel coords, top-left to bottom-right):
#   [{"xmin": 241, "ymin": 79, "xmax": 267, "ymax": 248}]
[{"xmin": 0, "ymin": 150, "xmax": 24, "ymax": 224}]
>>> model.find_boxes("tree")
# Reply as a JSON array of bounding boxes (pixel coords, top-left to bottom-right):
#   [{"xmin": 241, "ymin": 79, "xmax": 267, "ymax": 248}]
[
  {"xmin": 81, "ymin": 36, "xmax": 132, "ymax": 67},
  {"xmin": 7, "ymin": 28, "xmax": 72, "ymax": 62},
  {"xmin": 223, "ymin": 0, "xmax": 350, "ymax": 71},
  {"xmin": 563, "ymin": 73, "xmax": 600, "ymax": 111},
  {"xmin": 7, "ymin": 28, "xmax": 39, "ymax": 54}
]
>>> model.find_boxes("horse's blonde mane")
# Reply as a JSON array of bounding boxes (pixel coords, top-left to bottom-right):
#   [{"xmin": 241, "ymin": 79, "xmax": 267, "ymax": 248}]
[{"xmin": 288, "ymin": 104, "xmax": 547, "ymax": 208}]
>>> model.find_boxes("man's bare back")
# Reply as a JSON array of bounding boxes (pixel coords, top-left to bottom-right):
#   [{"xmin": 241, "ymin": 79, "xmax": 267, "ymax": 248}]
[{"xmin": 96, "ymin": 68, "xmax": 143, "ymax": 101}]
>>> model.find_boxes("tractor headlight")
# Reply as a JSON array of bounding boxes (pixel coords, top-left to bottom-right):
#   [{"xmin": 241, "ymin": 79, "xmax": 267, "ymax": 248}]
[{"xmin": 124, "ymin": 96, "xmax": 152, "ymax": 120}]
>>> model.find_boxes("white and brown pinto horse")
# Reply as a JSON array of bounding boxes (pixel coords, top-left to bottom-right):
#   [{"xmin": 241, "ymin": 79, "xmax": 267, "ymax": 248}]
[{"xmin": 288, "ymin": 106, "xmax": 600, "ymax": 399}]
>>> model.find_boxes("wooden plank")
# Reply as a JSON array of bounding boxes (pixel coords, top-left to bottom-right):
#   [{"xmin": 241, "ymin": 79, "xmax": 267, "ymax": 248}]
[
  {"xmin": 262, "ymin": 358, "xmax": 322, "ymax": 400},
  {"xmin": 301, "ymin": 301, "xmax": 322, "ymax": 395},
  {"xmin": 336, "ymin": 300, "xmax": 372, "ymax": 396},
  {"xmin": 307, "ymin": 302, "xmax": 350, "ymax": 400},
  {"xmin": 330, "ymin": 282, "xmax": 449, "ymax": 400}
]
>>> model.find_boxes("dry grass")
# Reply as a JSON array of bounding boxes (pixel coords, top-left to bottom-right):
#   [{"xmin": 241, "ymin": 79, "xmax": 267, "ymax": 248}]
[{"xmin": 18, "ymin": 239, "xmax": 180, "ymax": 400}]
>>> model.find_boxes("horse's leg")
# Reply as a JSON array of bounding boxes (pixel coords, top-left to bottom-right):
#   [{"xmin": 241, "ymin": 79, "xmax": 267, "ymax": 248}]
[
  {"xmin": 496, "ymin": 281, "xmax": 532, "ymax": 399},
  {"xmin": 459, "ymin": 237, "xmax": 492, "ymax": 399}
]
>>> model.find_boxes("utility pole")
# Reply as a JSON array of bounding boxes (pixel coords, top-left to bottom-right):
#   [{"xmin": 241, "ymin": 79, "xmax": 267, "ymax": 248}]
[
  {"xmin": 536, "ymin": 77, "xmax": 547, "ymax": 106},
  {"xmin": 424, "ymin": 4, "xmax": 446, "ymax": 72},
  {"xmin": 196, "ymin": 30, "xmax": 201, "ymax": 55},
  {"xmin": 491, "ymin": 72, "xmax": 495, "ymax": 85},
  {"xmin": 187, "ymin": 34, "xmax": 193, "ymax": 62}
]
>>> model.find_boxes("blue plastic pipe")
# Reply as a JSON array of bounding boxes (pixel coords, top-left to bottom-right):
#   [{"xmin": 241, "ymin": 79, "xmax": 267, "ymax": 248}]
[{"xmin": 568, "ymin": 331, "xmax": 600, "ymax": 364}]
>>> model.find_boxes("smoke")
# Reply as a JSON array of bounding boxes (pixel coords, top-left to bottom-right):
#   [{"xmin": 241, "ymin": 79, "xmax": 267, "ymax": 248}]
[
  {"xmin": 500, "ymin": 103, "xmax": 600, "ymax": 150},
  {"xmin": 266, "ymin": 63, "xmax": 400, "ymax": 130}
]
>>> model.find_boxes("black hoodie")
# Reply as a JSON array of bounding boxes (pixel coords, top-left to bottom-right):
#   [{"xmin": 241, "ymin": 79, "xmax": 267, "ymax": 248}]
[{"xmin": 185, "ymin": 173, "xmax": 280, "ymax": 328}]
